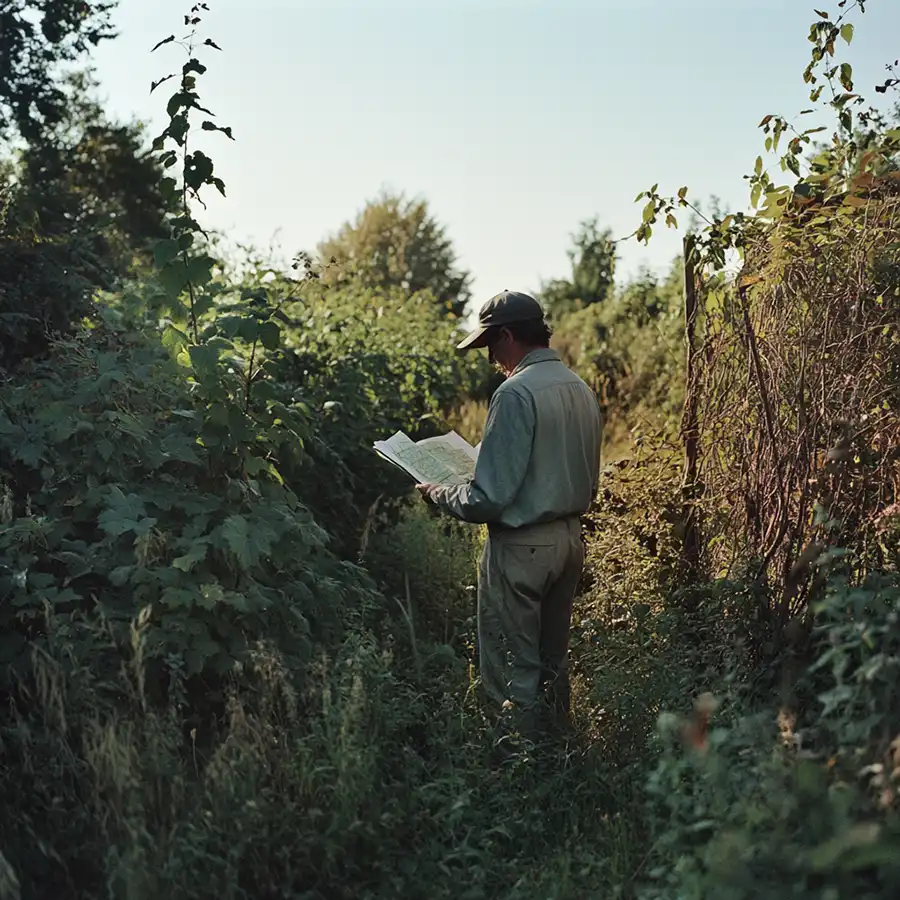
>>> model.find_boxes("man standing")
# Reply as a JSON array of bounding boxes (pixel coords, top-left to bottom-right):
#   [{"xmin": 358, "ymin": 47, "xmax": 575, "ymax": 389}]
[{"xmin": 416, "ymin": 290, "xmax": 603, "ymax": 734}]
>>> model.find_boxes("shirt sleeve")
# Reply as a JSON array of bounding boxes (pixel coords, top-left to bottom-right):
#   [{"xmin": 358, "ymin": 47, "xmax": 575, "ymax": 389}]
[{"xmin": 429, "ymin": 387, "xmax": 535, "ymax": 523}]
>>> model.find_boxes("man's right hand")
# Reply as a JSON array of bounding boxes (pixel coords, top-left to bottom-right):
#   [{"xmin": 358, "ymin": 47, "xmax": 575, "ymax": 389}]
[{"xmin": 416, "ymin": 483, "xmax": 438, "ymax": 503}]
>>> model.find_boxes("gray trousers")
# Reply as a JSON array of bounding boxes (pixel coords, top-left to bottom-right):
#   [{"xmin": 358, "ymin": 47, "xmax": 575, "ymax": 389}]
[{"xmin": 477, "ymin": 516, "xmax": 584, "ymax": 718}]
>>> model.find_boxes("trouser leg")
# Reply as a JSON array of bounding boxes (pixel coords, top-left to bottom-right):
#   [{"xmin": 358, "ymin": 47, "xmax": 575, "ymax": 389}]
[
  {"xmin": 477, "ymin": 519, "xmax": 585, "ymax": 729},
  {"xmin": 539, "ymin": 520, "xmax": 584, "ymax": 716},
  {"xmin": 476, "ymin": 538, "xmax": 509, "ymax": 707},
  {"xmin": 477, "ymin": 533, "xmax": 544, "ymax": 713}
]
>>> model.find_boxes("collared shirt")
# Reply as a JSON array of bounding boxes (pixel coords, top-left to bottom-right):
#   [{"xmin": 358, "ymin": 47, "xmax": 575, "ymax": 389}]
[{"xmin": 431, "ymin": 348, "xmax": 603, "ymax": 528}]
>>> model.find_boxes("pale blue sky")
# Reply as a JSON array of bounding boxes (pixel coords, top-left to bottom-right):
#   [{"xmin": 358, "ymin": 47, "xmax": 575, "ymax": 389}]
[{"xmin": 90, "ymin": 0, "xmax": 900, "ymax": 302}]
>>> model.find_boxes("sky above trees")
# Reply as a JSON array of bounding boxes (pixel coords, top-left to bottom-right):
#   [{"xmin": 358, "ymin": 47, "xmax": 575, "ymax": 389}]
[{"xmin": 89, "ymin": 0, "xmax": 900, "ymax": 302}]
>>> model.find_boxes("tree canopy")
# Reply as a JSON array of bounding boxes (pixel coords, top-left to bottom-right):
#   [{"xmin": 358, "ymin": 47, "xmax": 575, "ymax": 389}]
[
  {"xmin": 317, "ymin": 191, "xmax": 472, "ymax": 318},
  {"xmin": 0, "ymin": 0, "xmax": 116, "ymax": 142},
  {"xmin": 539, "ymin": 216, "xmax": 617, "ymax": 321}
]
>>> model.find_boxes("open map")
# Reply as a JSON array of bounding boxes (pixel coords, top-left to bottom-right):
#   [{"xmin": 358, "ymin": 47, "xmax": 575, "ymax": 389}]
[{"xmin": 373, "ymin": 430, "xmax": 480, "ymax": 486}]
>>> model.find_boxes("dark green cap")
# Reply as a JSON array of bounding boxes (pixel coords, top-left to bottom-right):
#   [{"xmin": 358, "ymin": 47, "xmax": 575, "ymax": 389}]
[{"xmin": 456, "ymin": 289, "xmax": 545, "ymax": 350}]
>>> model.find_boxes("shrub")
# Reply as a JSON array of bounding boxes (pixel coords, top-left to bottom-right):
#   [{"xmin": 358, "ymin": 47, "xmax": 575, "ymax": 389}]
[
  {"xmin": 275, "ymin": 281, "xmax": 491, "ymax": 546},
  {"xmin": 0, "ymin": 321, "xmax": 377, "ymax": 690},
  {"xmin": 637, "ymin": 572, "xmax": 900, "ymax": 900}
]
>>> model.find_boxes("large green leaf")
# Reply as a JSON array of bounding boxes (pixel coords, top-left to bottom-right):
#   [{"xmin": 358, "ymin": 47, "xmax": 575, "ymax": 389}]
[
  {"xmin": 172, "ymin": 541, "xmax": 208, "ymax": 572},
  {"xmin": 220, "ymin": 515, "xmax": 252, "ymax": 569}
]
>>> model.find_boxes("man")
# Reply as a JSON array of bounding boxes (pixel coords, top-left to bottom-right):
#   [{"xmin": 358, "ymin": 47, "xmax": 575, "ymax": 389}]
[{"xmin": 416, "ymin": 289, "xmax": 603, "ymax": 733}]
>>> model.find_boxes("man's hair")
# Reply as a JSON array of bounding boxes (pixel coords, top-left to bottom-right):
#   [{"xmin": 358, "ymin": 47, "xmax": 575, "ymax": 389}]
[{"xmin": 503, "ymin": 318, "xmax": 553, "ymax": 348}]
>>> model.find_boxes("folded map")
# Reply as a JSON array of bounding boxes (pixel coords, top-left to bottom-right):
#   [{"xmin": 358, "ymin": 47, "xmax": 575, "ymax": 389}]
[{"xmin": 373, "ymin": 430, "xmax": 480, "ymax": 486}]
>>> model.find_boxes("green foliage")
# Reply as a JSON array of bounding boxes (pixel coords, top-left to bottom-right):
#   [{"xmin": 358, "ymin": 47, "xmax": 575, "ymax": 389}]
[
  {"xmin": 362, "ymin": 500, "xmax": 483, "ymax": 647},
  {"xmin": 317, "ymin": 190, "xmax": 472, "ymax": 318},
  {"xmin": 631, "ymin": 3, "xmax": 900, "ymax": 266},
  {"xmin": 638, "ymin": 572, "xmax": 900, "ymax": 900},
  {"xmin": 0, "ymin": 324, "xmax": 374, "ymax": 684},
  {"xmin": 274, "ymin": 279, "xmax": 491, "ymax": 546},
  {"xmin": 0, "ymin": 71, "xmax": 169, "ymax": 370},
  {"xmin": 17, "ymin": 71, "xmax": 170, "ymax": 272},
  {"xmin": 2, "ymin": 4, "xmax": 899, "ymax": 900},
  {"xmin": 552, "ymin": 262, "xmax": 684, "ymax": 457},
  {"xmin": 0, "ymin": 491, "xmax": 646, "ymax": 900},
  {"xmin": 541, "ymin": 217, "xmax": 617, "ymax": 321},
  {"xmin": 0, "ymin": 193, "xmax": 105, "ymax": 370},
  {"xmin": 0, "ymin": 0, "xmax": 116, "ymax": 141}
]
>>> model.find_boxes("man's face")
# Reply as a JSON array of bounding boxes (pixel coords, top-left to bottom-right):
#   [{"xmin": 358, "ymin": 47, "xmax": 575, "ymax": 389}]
[{"xmin": 487, "ymin": 327, "xmax": 515, "ymax": 376}]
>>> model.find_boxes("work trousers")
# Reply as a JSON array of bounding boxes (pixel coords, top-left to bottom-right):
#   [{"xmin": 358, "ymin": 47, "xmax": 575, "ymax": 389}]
[{"xmin": 477, "ymin": 515, "xmax": 584, "ymax": 720}]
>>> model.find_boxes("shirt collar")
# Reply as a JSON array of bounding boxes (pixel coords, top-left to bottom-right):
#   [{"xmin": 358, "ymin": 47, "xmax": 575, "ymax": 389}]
[{"xmin": 511, "ymin": 348, "xmax": 561, "ymax": 376}]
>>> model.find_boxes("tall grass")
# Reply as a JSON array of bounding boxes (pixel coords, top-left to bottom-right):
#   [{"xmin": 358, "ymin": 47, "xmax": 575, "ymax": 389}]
[{"xmin": 0, "ymin": 500, "xmax": 655, "ymax": 900}]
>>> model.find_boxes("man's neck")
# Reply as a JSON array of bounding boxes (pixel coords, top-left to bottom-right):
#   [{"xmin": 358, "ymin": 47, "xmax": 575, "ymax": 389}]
[{"xmin": 503, "ymin": 344, "xmax": 547, "ymax": 376}]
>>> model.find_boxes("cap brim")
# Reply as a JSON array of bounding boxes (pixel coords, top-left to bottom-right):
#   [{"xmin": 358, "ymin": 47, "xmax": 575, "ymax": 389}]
[{"xmin": 456, "ymin": 326, "xmax": 491, "ymax": 351}]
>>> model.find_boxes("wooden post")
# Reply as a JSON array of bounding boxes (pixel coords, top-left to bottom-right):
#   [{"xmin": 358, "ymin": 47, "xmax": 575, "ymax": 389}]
[{"xmin": 680, "ymin": 234, "xmax": 702, "ymax": 584}]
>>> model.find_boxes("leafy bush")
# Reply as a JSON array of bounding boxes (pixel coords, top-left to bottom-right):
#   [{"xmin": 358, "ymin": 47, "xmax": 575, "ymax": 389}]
[
  {"xmin": 0, "ymin": 502, "xmax": 645, "ymax": 900},
  {"xmin": 316, "ymin": 190, "xmax": 472, "ymax": 318},
  {"xmin": 551, "ymin": 264, "xmax": 684, "ymax": 459},
  {"xmin": 276, "ymin": 281, "xmax": 491, "ymax": 546},
  {"xmin": 0, "ymin": 321, "xmax": 377, "ymax": 688},
  {"xmin": 638, "ymin": 572, "xmax": 900, "ymax": 900}
]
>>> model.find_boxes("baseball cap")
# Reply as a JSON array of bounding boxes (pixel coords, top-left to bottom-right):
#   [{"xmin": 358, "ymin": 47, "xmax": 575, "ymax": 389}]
[{"xmin": 456, "ymin": 289, "xmax": 546, "ymax": 350}]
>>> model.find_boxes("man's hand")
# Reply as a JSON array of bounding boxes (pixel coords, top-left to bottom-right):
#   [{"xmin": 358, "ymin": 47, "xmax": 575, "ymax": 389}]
[{"xmin": 416, "ymin": 483, "xmax": 438, "ymax": 503}]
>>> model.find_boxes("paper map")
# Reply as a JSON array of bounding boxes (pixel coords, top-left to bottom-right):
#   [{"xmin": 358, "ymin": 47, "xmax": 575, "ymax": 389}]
[{"xmin": 373, "ymin": 430, "xmax": 480, "ymax": 486}]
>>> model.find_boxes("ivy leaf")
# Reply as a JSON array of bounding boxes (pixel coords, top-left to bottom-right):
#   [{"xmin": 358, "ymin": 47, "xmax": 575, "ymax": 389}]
[
  {"xmin": 185, "ymin": 254, "xmax": 216, "ymax": 288},
  {"xmin": 104, "ymin": 488, "xmax": 146, "ymax": 521},
  {"xmin": 17, "ymin": 439, "xmax": 45, "ymax": 467},
  {"xmin": 98, "ymin": 512, "xmax": 140, "ymax": 536},
  {"xmin": 184, "ymin": 151, "xmax": 215, "ymax": 191},
  {"xmin": 224, "ymin": 591, "xmax": 251, "ymax": 612},
  {"xmin": 154, "ymin": 239, "xmax": 181, "ymax": 267},
  {"xmin": 189, "ymin": 344, "xmax": 221, "ymax": 383},
  {"xmin": 133, "ymin": 517, "xmax": 158, "ymax": 538},
  {"xmin": 162, "ymin": 325, "xmax": 191, "ymax": 359},
  {"xmin": 197, "ymin": 583, "xmax": 225, "ymax": 610},
  {"xmin": 161, "ymin": 587, "xmax": 197, "ymax": 609},
  {"xmin": 109, "ymin": 565, "xmax": 134, "ymax": 587},
  {"xmin": 183, "ymin": 58, "xmax": 208, "ymax": 76},
  {"xmin": 166, "ymin": 91, "xmax": 191, "ymax": 118}
]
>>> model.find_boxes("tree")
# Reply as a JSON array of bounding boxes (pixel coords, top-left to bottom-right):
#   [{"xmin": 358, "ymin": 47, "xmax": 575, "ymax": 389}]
[
  {"xmin": 17, "ymin": 70, "xmax": 170, "ymax": 271},
  {"xmin": 317, "ymin": 191, "xmax": 472, "ymax": 318},
  {"xmin": 0, "ymin": 0, "xmax": 116, "ymax": 142},
  {"xmin": 539, "ymin": 217, "xmax": 616, "ymax": 322},
  {"xmin": 0, "ymin": 72, "xmax": 168, "ymax": 369}
]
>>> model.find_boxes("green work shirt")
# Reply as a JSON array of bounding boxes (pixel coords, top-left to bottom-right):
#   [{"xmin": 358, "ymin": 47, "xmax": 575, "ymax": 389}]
[{"xmin": 432, "ymin": 348, "xmax": 603, "ymax": 528}]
